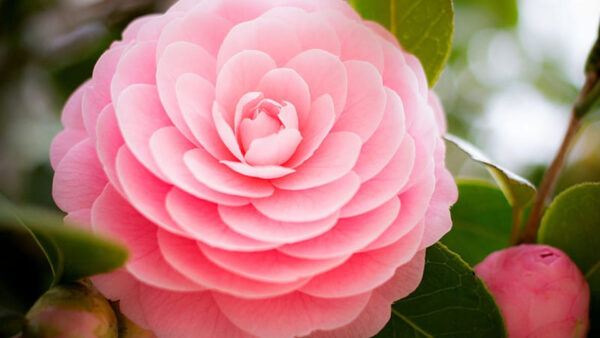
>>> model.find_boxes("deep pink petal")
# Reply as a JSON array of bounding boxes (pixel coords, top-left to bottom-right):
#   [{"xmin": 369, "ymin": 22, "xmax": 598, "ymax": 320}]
[
  {"xmin": 253, "ymin": 172, "xmax": 361, "ymax": 222},
  {"xmin": 341, "ymin": 136, "xmax": 416, "ymax": 217},
  {"xmin": 95, "ymin": 104, "xmax": 124, "ymax": 192},
  {"xmin": 279, "ymin": 197, "xmax": 400, "ymax": 259},
  {"xmin": 286, "ymin": 49, "xmax": 348, "ymax": 117},
  {"xmin": 184, "ymin": 147, "xmax": 274, "ymax": 198},
  {"xmin": 218, "ymin": 204, "xmax": 339, "ymax": 243},
  {"xmin": 273, "ymin": 132, "xmax": 361, "ymax": 190},
  {"xmin": 53, "ymin": 139, "xmax": 107, "ymax": 212}
]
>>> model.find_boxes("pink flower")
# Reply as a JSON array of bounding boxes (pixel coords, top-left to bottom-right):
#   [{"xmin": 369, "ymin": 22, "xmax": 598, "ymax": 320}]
[
  {"xmin": 50, "ymin": 0, "xmax": 457, "ymax": 336},
  {"xmin": 475, "ymin": 245, "xmax": 590, "ymax": 338}
]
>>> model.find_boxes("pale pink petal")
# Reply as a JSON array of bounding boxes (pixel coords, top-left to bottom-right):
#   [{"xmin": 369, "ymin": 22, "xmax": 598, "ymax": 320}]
[
  {"xmin": 92, "ymin": 185, "xmax": 201, "ymax": 291},
  {"xmin": 279, "ymin": 0, "xmax": 361, "ymax": 20},
  {"xmin": 91, "ymin": 45, "xmax": 125, "ymax": 103},
  {"xmin": 300, "ymin": 222, "xmax": 424, "ymax": 298},
  {"xmin": 212, "ymin": 103, "xmax": 244, "ymax": 161},
  {"xmin": 184, "ymin": 147, "xmax": 275, "ymax": 198},
  {"xmin": 375, "ymin": 249, "xmax": 427, "ymax": 301},
  {"xmin": 244, "ymin": 129, "xmax": 302, "ymax": 166},
  {"xmin": 200, "ymin": 0, "xmax": 275, "ymax": 24},
  {"xmin": 213, "ymin": 291, "xmax": 370, "ymax": 338},
  {"xmin": 81, "ymin": 85, "xmax": 110, "ymax": 140},
  {"xmin": 239, "ymin": 110, "xmax": 281, "ymax": 152},
  {"xmin": 420, "ymin": 162, "xmax": 458, "ymax": 249},
  {"xmin": 218, "ymin": 204, "xmax": 339, "ymax": 243},
  {"xmin": 429, "ymin": 92, "xmax": 447, "ymax": 135},
  {"xmin": 273, "ymin": 132, "xmax": 361, "ymax": 190},
  {"xmin": 332, "ymin": 61, "xmax": 386, "ymax": 141},
  {"xmin": 217, "ymin": 17, "xmax": 302, "ymax": 70},
  {"xmin": 149, "ymin": 126, "xmax": 248, "ymax": 206},
  {"xmin": 176, "ymin": 73, "xmax": 234, "ymax": 160},
  {"xmin": 53, "ymin": 139, "xmax": 107, "ymax": 212},
  {"xmin": 253, "ymin": 172, "xmax": 361, "ymax": 222},
  {"xmin": 60, "ymin": 82, "xmax": 87, "ymax": 130},
  {"xmin": 364, "ymin": 20, "xmax": 400, "ymax": 48},
  {"xmin": 158, "ymin": 230, "xmax": 309, "ymax": 298},
  {"xmin": 221, "ymin": 161, "xmax": 295, "ymax": 179},
  {"xmin": 50, "ymin": 129, "xmax": 87, "ymax": 169},
  {"xmin": 286, "ymin": 49, "xmax": 348, "ymax": 117},
  {"xmin": 257, "ymin": 68, "xmax": 310, "ymax": 126},
  {"xmin": 215, "ymin": 50, "xmax": 276, "ymax": 123},
  {"xmin": 115, "ymin": 84, "xmax": 172, "ymax": 181},
  {"xmin": 285, "ymin": 94, "xmax": 336, "ymax": 168},
  {"xmin": 156, "ymin": 8, "xmax": 232, "ymax": 57},
  {"xmin": 405, "ymin": 54, "xmax": 428, "ymax": 99},
  {"xmin": 199, "ymin": 243, "xmax": 349, "ymax": 283},
  {"xmin": 121, "ymin": 15, "xmax": 158, "ymax": 42},
  {"xmin": 156, "ymin": 41, "xmax": 216, "ymax": 141},
  {"xmin": 233, "ymin": 92, "xmax": 264, "ymax": 134},
  {"xmin": 278, "ymin": 103, "xmax": 299, "ymax": 130},
  {"xmin": 341, "ymin": 136, "xmax": 416, "ymax": 217},
  {"xmin": 353, "ymin": 88, "xmax": 406, "ymax": 182},
  {"xmin": 279, "ymin": 197, "xmax": 400, "ymax": 259},
  {"xmin": 137, "ymin": 284, "xmax": 254, "ymax": 338},
  {"xmin": 95, "ymin": 104, "xmax": 124, "ymax": 191},
  {"xmin": 135, "ymin": 12, "xmax": 181, "ymax": 42},
  {"xmin": 165, "ymin": 188, "xmax": 278, "ymax": 251},
  {"xmin": 115, "ymin": 146, "xmax": 187, "ymax": 236},
  {"xmin": 110, "ymin": 41, "xmax": 157, "ymax": 103}
]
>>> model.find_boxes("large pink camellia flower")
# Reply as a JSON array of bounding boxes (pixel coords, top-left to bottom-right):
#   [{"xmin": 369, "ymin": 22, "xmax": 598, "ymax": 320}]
[
  {"xmin": 50, "ymin": 0, "xmax": 457, "ymax": 336},
  {"xmin": 475, "ymin": 245, "xmax": 590, "ymax": 338}
]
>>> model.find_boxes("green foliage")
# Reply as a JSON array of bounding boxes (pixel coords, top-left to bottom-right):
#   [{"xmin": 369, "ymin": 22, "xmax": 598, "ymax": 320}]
[
  {"xmin": 442, "ymin": 180, "xmax": 512, "ymax": 266},
  {"xmin": 538, "ymin": 183, "xmax": 600, "ymax": 335},
  {"xmin": 375, "ymin": 243, "xmax": 506, "ymax": 337},
  {"xmin": 349, "ymin": 0, "xmax": 454, "ymax": 87}
]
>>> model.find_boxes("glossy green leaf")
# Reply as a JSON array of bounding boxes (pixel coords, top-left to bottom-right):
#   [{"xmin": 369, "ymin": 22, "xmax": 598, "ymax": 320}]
[
  {"xmin": 349, "ymin": 0, "xmax": 454, "ymax": 87},
  {"xmin": 0, "ymin": 202, "xmax": 128, "ymax": 284},
  {"xmin": 375, "ymin": 243, "xmax": 506, "ymax": 337},
  {"xmin": 538, "ymin": 183, "xmax": 600, "ymax": 335},
  {"xmin": 442, "ymin": 180, "xmax": 512, "ymax": 266},
  {"xmin": 445, "ymin": 135, "xmax": 536, "ymax": 210}
]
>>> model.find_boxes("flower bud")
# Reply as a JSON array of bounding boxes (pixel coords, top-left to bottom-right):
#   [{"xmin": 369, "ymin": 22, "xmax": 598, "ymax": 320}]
[
  {"xmin": 24, "ymin": 281, "xmax": 118, "ymax": 338},
  {"xmin": 475, "ymin": 244, "xmax": 590, "ymax": 338}
]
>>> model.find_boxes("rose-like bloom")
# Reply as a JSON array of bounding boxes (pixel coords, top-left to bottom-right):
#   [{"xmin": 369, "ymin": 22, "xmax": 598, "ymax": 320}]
[
  {"xmin": 475, "ymin": 245, "xmax": 590, "ymax": 338},
  {"xmin": 50, "ymin": 0, "xmax": 457, "ymax": 336}
]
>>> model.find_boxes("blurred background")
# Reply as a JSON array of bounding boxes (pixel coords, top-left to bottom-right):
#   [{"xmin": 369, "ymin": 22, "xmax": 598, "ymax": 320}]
[{"xmin": 0, "ymin": 0, "xmax": 599, "ymax": 209}]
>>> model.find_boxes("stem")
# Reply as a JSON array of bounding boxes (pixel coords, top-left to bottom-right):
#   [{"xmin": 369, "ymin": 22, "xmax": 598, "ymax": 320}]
[{"xmin": 509, "ymin": 207, "xmax": 524, "ymax": 245}]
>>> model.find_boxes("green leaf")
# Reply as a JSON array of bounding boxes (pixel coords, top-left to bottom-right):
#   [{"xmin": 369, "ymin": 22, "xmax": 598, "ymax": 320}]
[
  {"xmin": 375, "ymin": 243, "xmax": 506, "ymax": 337},
  {"xmin": 349, "ymin": 0, "xmax": 454, "ymax": 87},
  {"xmin": 538, "ymin": 183, "xmax": 600, "ymax": 335},
  {"xmin": 0, "ymin": 307, "xmax": 24, "ymax": 337},
  {"xmin": 575, "ymin": 22, "xmax": 600, "ymax": 118},
  {"xmin": 0, "ymin": 202, "xmax": 128, "ymax": 284},
  {"xmin": 442, "ymin": 180, "xmax": 512, "ymax": 266},
  {"xmin": 445, "ymin": 135, "xmax": 536, "ymax": 210}
]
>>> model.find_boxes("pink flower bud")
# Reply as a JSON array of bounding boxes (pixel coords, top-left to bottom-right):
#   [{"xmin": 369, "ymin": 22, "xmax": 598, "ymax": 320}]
[{"xmin": 475, "ymin": 244, "xmax": 590, "ymax": 338}]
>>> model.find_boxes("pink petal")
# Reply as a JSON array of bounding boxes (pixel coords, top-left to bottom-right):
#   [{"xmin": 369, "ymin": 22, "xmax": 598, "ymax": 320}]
[
  {"xmin": 137, "ymin": 285, "xmax": 254, "ymax": 338},
  {"xmin": 218, "ymin": 204, "xmax": 339, "ymax": 243},
  {"xmin": 286, "ymin": 49, "xmax": 348, "ymax": 117},
  {"xmin": 273, "ymin": 132, "xmax": 362, "ymax": 190},
  {"xmin": 238, "ymin": 110, "xmax": 281, "ymax": 152},
  {"xmin": 244, "ymin": 129, "xmax": 302, "ymax": 166},
  {"xmin": 156, "ymin": 41, "xmax": 216, "ymax": 141},
  {"xmin": 92, "ymin": 185, "xmax": 201, "ymax": 291},
  {"xmin": 53, "ymin": 139, "xmax": 107, "ymax": 212},
  {"xmin": 299, "ymin": 221, "xmax": 424, "ymax": 298},
  {"xmin": 278, "ymin": 0, "xmax": 361, "ymax": 21},
  {"xmin": 429, "ymin": 92, "xmax": 447, "ymax": 135},
  {"xmin": 332, "ymin": 60, "xmax": 386, "ymax": 141},
  {"xmin": 121, "ymin": 14, "xmax": 158, "ymax": 42},
  {"xmin": 158, "ymin": 230, "xmax": 310, "ymax": 298},
  {"xmin": 115, "ymin": 84, "xmax": 172, "ymax": 181},
  {"xmin": 165, "ymin": 188, "xmax": 277, "ymax": 251},
  {"xmin": 363, "ymin": 20, "xmax": 400, "ymax": 48},
  {"xmin": 217, "ymin": 17, "xmax": 302, "ymax": 70},
  {"xmin": 257, "ymin": 68, "xmax": 310, "ymax": 126},
  {"xmin": 353, "ymin": 88, "xmax": 406, "ymax": 182},
  {"xmin": 233, "ymin": 92, "xmax": 264, "ymax": 134},
  {"xmin": 212, "ymin": 103, "xmax": 244, "ymax": 161},
  {"xmin": 64, "ymin": 208, "xmax": 91, "ymax": 230},
  {"xmin": 135, "ymin": 12, "xmax": 181, "ymax": 42},
  {"xmin": 60, "ymin": 82, "xmax": 86, "ymax": 130},
  {"xmin": 50, "ymin": 129, "xmax": 87, "ymax": 169},
  {"xmin": 184, "ymin": 147, "xmax": 274, "ymax": 198},
  {"xmin": 200, "ymin": 0, "xmax": 275, "ymax": 25},
  {"xmin": 156, "ymin": 8, "xmax": 232, "ymax": 58},
  {"xmin": 95, "ymin": 104, "xmax": 124, "ymax": 192},
  {"xmin": 176, "ymin": 73, "xmax": 234, "ymax": 160},
  {"xmin": 341, "ymin": 136, "xmax": 416, "ymax": 217},
  {"xmin": 149, "ymin": 126, "xmax": 248, "ymax": 206},
  {"xmin": 420, "ymin": 163, "xmax": 458, "ymax": 249},
  {"xmin": 110, "ymin": 41, "xmax": 157, "ymax": 103},
  {"xmin": 199, "ymin": 243, "xmax": 349, "ymax": 283},
  {"xmin": 221, "ymin": 161, "xmax": 295, "ymax": 179},
  {"xmin": 212, "ymin": 291, "xmax": 370, "ymax": 338},
  {"xmin": 405, "ymin": 54, "xmax": 429, "ymax": 100},
  {"xmin": 81, "ymin": 85, "xmax": 110, "ymax": 141},
  {"xmin": 215, "ymin": 50, "xmax": 276, "ymax": 124},
  {"xmin": 279, "ymin": 197, "xmax": 400, "ymax": 259},
  {"xmin": 252, "ymin": 172, "xmax": 361, "ymax": 222},
  {"xmin": 285, "ymin": 94, "xmax": 336, "ymax": 168},
  {"xmin": 115, "ymin": 146, "xmax": 187, "ymax": 236}
]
